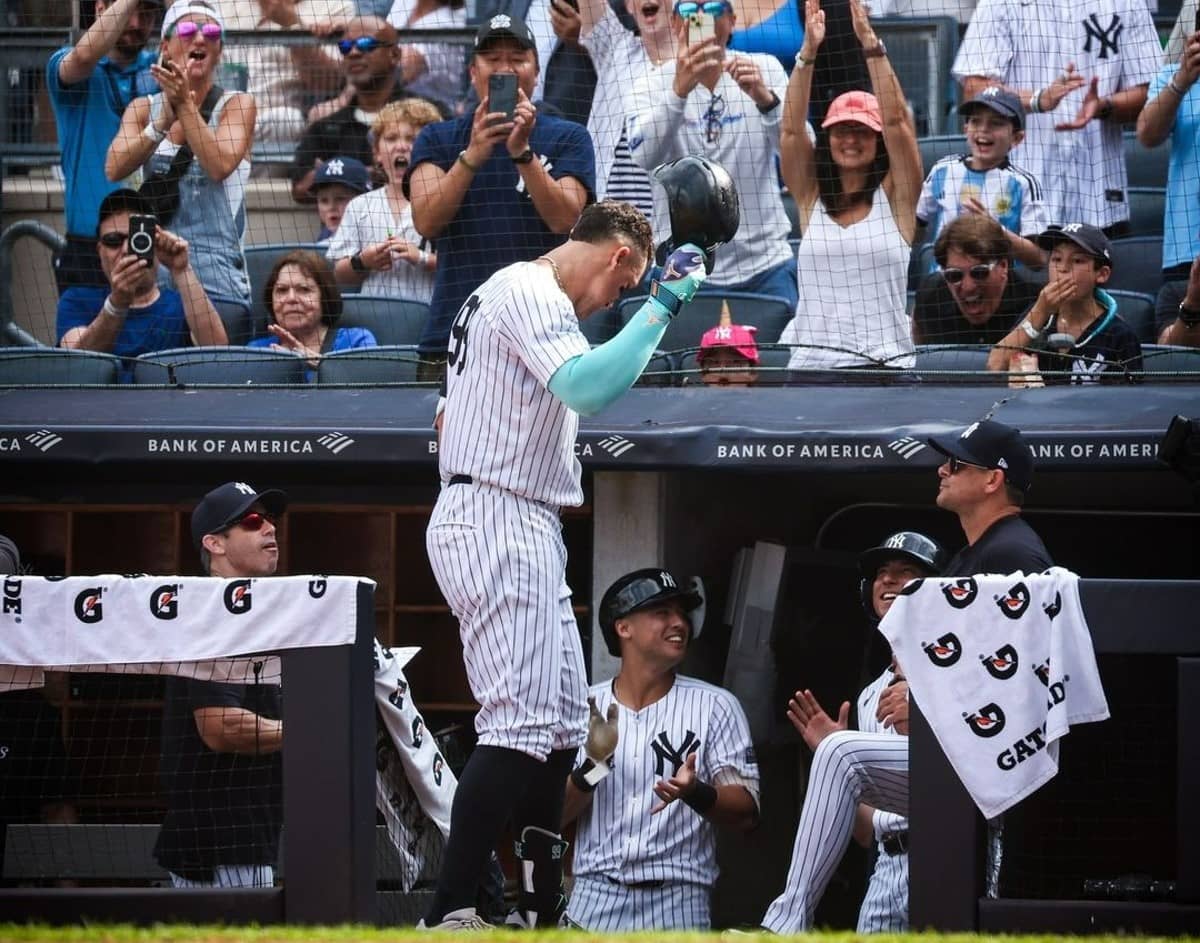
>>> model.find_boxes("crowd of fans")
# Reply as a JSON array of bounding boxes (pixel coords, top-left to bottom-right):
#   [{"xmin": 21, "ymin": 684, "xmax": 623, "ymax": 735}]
[{"xmin": 25, "ymin": 0, "xmax": 1199, "ymax": 384}]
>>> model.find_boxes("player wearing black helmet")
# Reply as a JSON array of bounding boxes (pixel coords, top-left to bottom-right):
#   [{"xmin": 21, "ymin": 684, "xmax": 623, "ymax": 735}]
[{"xmin": 561, "ymin": 568, "xmax": 759, "ymax": 930}]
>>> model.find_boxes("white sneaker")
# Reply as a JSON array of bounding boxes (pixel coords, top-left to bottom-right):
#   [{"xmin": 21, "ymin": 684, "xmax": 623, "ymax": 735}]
[{"xmin": 416, "ymin": 907, "xmax": 493, "ymax": 930}]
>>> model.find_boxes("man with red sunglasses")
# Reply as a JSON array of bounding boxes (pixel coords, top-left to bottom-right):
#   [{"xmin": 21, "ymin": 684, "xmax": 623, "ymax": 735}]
[{"xmin": 152, "ymin": 481, "xmax": 287, "ymax": 888}]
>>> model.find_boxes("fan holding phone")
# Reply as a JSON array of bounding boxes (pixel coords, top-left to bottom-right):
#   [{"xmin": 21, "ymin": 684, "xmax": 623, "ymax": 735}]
[
  {"xmin": 404, "ymin": 13, "xmax": 596, "ymax": 372},
  {"xmin": 624, "ymin": 0, "xmax": 796, "ymax": 307}
]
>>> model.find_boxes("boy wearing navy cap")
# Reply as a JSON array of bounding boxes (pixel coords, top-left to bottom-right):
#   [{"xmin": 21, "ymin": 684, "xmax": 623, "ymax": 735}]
[
  {"xmin": 312, "ymin": 156, "xmax": 370, "ymax": 244},
  {"xmin": 916, "ymin": 85, "xmax": 1047, "ymax": 269},
  {"xmin": 988, "ymin": 223, "xmax": 1143, "ymax": 385}
]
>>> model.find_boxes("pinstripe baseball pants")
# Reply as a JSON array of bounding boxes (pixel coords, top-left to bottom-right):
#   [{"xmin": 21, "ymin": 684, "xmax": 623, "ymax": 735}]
[
  {"xmin": 762, "ymin": 731, "xmax": 909, "ymax": 933},
  {"xmin": 568, "ymin": 874, "xmax": 711, "ymax": 930}
]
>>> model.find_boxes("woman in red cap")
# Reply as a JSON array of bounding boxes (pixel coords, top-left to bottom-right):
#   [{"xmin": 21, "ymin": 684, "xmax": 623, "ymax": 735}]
[{"xmin": 777, "ymin": 0, "xmax": 922, "ymax": 372}]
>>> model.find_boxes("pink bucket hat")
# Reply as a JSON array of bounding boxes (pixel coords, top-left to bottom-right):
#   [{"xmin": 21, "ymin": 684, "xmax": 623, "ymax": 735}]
[{"xmin": 821, "ymin": 90, "xmax": 883, "ymax": 132}]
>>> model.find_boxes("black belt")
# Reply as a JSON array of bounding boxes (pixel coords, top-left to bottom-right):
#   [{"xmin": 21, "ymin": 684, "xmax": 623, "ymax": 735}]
[
  {"xmin": 448, "ymin": 474, "xmax": 473, "ymax": 485},
  {"xmin": 605, "ymin": 876, "xmax": 664, "ymax": 889},
  {"xmin": 881, "ymin": 831, "xmax": 908, "ymax": 856}
]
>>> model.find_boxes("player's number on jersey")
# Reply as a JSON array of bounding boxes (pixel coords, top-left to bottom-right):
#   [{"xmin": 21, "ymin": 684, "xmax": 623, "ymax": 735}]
[{"xmin": 447, "ymin": 294, "xmax": 480, "ymax": 375}]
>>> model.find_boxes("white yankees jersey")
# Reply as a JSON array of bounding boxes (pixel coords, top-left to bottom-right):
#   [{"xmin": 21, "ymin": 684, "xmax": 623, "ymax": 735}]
[
  {"xmin": 855, "ymin": 665, "xmax": 909, "ymax": 933},
  {"xmin": 439, "ymin": 262, "xmax": 591, "ymax": 507},
  {"xmin": 571, "ymin": 676, "xmax": 760, "ymax": 889},
  {"xmin": 951, "ymin": 0, "xmax": 1162, "ymax": 229}
]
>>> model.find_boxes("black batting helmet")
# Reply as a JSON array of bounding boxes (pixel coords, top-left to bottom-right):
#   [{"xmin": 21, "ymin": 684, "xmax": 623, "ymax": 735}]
[
  {"xmin": 599, "ymin": 568, "xmax": 704, "ymax": 657},
  {"xmin": 651, "ymin": 156, "xmax": 740, "ymax": 274},
  {"xmin": 858, "ymin": 531, "xmax": 945, "ymax": 621}
]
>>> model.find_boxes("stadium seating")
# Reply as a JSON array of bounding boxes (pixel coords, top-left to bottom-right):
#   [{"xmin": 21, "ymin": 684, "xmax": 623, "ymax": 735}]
[
  {"xmin": 1137, "ymin": 344, "xmax": 1200, "ymax": 380},
  {"xmin": 1107, "ymin": 290, "xmax": 1158, "ymax": 344},
  {"xmin": 339, "ymin": 295, "xmax": 431, "ymax": 347},
  {"xmin": 635, "ymin": 351, "xmax": 677, "ymax": 387},
  {"xmin": 1123, "ymin": 131, "xmax": 1170, "ymax": 190},
  {"xmin": 210, "ymin": 295, "xmax": 253, "ymax": 346},
  {"xmin": 875, "ymin": 17, "xmax": 960, "ymax": 135},
  {"xmin": 1106, "ymin": 237, "xmax": 1165, "ymax": 298},
  {"xmin": 0, "ymin": 347, "xmax": 121, "ymax": 385},
  {"xmin": 913, "ymin": 344, "xmax": 1002, "ymax": 383},
  {"xmin": 1127, "ymin": 187, "xmax": 1165, "ymax": 238},
  {"xmin": 781, "ymin": 189, "xmax": 800, "ymax": 239},
  {"xmin": 243, "ymin": 243, "xmax": 326, "ymax": 333},
  {"xmin": 617, "ymin": 291, "xmax": 794, "ymax": 351},
  {"xmin": 580, "ymin": 305, "xmax": 621, "ymax": 345},
  {"xmin": 908, "ymin": 241, "xmax": 937, "ymax": 291},
  {"xmin": 131, "ymin": 346, "xmax": 307, "ymax": 385},
  {"xmin": 918, "ymin": 135, "xmax": 967, "ymax": 174},
  {"xmin": 317, "ymin": 345, "xmax": 426, "ymax": 385}
]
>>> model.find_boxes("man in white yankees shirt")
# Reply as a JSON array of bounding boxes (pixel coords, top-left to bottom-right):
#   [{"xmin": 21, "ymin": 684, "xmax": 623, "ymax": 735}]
[
  {"xmin": 562, "ymin": 568, "xmax": 759, "ymax": 931},
  {"xmin": 423, "ymin": 190, "xmax": 727, "ymax": 929},
  {"xmin": 779, "ymin": 532, "xmax": 944, "ymax": 933}
]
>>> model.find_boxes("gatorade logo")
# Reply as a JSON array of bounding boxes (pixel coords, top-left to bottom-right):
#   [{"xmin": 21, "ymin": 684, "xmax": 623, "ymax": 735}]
[
  {"xmin": 308, "ymin": 577, "xmax": 327, "ymax": 599},
  {"xmin": 223, "ymin": 579, "xmax": 253, "ymax": 614},
  {"xmin": 150, "ymin": 584, "xmax": 179, "ymax": 620},
  {"xmin": 74, "ymin": 587, "xmax": 105, "ymax": 624}
]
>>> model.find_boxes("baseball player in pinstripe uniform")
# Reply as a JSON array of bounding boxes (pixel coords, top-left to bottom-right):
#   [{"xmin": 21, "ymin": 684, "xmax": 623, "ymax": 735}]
[
  {"xmin": 562, "ymin": 568, "xmax": 760, "ymax": 931},
  {"xmin": 423, "ymin": 174, "xmax": 739, "ymax": 930},
  {"xmin": 764, "ymin": 532, "xmax": 944, "ymax": 933}
]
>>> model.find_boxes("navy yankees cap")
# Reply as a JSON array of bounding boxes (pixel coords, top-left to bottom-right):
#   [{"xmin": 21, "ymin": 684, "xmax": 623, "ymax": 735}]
[
  {"xmin": 192, "ymin": 481, "xmax": 287, "ymax": 550},
  {"xmin": 474, "ymin": 13, "xmax": 537, "ymax": 55},
  {"xmin": 313, "ymin": 156, "xmax": 370, "ymax": 194},
  {"xmin": 927, "ymin": 419, "xmax": 1035, "ymax": 493},
  {"xmin": 958, "ymin": 85, "xmax": 1024, "ymax": 131},
  {"xmin": 1034, "ymin": 223, "xmax": 1113, "ymax": 267}
]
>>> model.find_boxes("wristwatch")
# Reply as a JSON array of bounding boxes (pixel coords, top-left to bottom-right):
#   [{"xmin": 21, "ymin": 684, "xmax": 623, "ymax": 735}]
[
  {"xmin": 862, "ymin": 41, "xmax": 887, "ymax": 59},
  {"xmin": 511, "ymin": 148, "xmax": 535, "ymax": 165},
  {"xmin": 1179, "ymin": 299, "xmax": 1200, "ymax": 327},
  {"xmin": 756, "ymin": 91, "xmax": 781, "ymax": 114},
  {"xmin": 350, "ymin": 252, "xmax": 367, "ymax": 274},
  {"xmin": 1095, "ymin": 98, "xmax": 1114, "ymax": 121}
]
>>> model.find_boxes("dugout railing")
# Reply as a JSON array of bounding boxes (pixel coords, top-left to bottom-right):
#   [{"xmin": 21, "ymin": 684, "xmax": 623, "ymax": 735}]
[
  {"xmin": 910, "ymin": 578, "xmax": 1200, "ymax": 935},
  {"xmin": 0, "ymin": 579, "xmax": 377, "ymax": 927}
]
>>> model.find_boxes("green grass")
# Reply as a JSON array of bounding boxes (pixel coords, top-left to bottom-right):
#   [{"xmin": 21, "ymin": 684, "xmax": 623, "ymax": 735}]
[{"xmin": 1, "ymin": 929, "xmax": 1198, "ymax": 943}]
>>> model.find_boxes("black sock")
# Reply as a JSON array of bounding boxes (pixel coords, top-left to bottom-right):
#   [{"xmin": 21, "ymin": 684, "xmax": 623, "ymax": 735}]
[{"xmin": 424, "ymin": 745, "xmax": 542, "ymax": 924}]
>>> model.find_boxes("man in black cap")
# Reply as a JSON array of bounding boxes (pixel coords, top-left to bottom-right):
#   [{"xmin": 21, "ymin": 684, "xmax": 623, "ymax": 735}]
[
  {"xmin": 153, "ymin": 481, "xmax": 287, "ymax": 888},
  {"xmin": 405, "ymin": 12, "xmax": 596, "ymax": 375},
  {"xmin": 928, "ymin": 418, "xmax": 1052, "ymax": 575}
]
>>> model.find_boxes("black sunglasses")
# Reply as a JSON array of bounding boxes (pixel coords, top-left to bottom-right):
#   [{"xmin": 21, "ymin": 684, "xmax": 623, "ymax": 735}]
[
  {"xmin": 99, "ymin": 232, "xmax": 129, "ymax": 248},
  {"xmin": 947, "ymin": 455, "xmax": 991, "ymax": 474},
  {"xmin": 941, "ymin": 261, "xmax": 997, "ymax": 285},
  {"xmin": 338, "ymin": 36, "xmax": 392, "ymax": 55}
]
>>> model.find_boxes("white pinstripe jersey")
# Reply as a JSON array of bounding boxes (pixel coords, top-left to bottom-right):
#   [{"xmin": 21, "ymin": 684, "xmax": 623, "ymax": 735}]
[
  {"xmin": 857, "ymin": 666, "xmax": 907, "ymax": 839},
  {"xmin": 951, "ymin": 0, "xmax": 1161, "ymax": 229},
  {"xmin": 572, "ymin": 675, "xmax": 760, "ymax": 886},
  {"xmin": 439, "ymin": 262, "xmax": 591, "ymax": 507}
]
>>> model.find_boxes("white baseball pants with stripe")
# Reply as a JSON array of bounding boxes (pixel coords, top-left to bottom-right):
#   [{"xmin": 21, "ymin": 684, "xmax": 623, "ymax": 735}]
[
  {"xmin": 568, "ymin": 874, "xmax": 711, "ymax": 930},
  {"xmin": 763, "ymin": 730, "xmax": 909, "ymax": 933},
  {"xmin": 427, "ymin": 481, "xmax": 587, "ymax": 759}
]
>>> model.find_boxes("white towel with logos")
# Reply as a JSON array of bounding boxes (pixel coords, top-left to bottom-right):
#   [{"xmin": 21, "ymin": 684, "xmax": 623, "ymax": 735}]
[{"xmin": 879, "ymin": 567, "xmax": 1109, "ymax": 818}]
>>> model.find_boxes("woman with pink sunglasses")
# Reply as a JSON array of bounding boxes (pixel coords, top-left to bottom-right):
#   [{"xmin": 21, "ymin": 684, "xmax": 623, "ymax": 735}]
[{"xmin": 107, "ymin": 0, "xmax": 256, "ymax": 304}]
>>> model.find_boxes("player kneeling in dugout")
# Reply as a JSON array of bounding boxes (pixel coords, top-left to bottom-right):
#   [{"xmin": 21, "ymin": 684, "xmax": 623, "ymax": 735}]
[{"xmin": 561, "ymin": 568, "xmax": 760, "ymax": 931}]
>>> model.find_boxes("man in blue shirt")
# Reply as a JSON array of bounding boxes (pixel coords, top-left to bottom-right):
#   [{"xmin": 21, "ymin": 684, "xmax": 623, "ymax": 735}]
[
  {"xmin": 405, "ymin": 13, "xmax": 595, "ymax": 376},
  {"xmin": 47, "ymin": 0, "xmax": 161, "ymax": 291},
  {"xmin": 57, "ymin": 189, "xmax": 228, "ymax": 380}
]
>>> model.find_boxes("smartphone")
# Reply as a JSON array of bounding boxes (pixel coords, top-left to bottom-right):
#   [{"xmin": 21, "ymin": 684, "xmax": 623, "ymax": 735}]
[
  {"xmin": 128, "ymin": 215, "xmax": 157, "ymax": 266},
  {"xmin": 688, "ymin": 11, "xmax": 717, "ymax": 45},
  {"xmin": 1194, "ymin": 3, "xmax": 1199, "ymax": 34},
  {"xmin": 488, "ymin": 72, "xmax": 518, "ymax": 121}
]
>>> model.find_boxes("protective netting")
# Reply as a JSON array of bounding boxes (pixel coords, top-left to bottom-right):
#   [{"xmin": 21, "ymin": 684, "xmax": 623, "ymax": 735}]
[{"xmin": 0, "ymin": 0, "xmax": 1192, "ymax": 387}]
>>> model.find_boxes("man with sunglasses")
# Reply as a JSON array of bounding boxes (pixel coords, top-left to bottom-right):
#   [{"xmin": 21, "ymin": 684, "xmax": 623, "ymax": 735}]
[
  {"xmin": 291, "ymin": 16, "xmax": 440, "ymax": 202},
  {"xmin": 912, "ymin": 215, "xmax": 1041, "ymax": 345},
  {"xmin": 153, "ymin": 482, "xmax": 287, "ymax": 888},
  {"xmin": 761, "ymin": 419, "xmax": 1050, "ymax": 933},
  {"xmin": 626, "ymin": 0, "xmax": 796, "ymax": 309},
  {"xmin": 55, "ymin": 188, "xmax": 228, "ymax": 380},
  {"xmin": 216, "ymin": 0, "xmax": 350, "ymax": 149},
  {"xmin": 47, "ymin": 0, "xmax": 162, "ymax": 292}
]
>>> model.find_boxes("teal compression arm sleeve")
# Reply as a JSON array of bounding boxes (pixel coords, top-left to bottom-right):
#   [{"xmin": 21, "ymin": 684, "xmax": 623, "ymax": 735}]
[{"xmin": 548, "ymin": 296, "xmax": 673, "ymax": 416}]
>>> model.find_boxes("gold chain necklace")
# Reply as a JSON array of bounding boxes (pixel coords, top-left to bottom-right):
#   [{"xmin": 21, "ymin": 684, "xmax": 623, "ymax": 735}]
[{"xmin": 537, "ymin": 256, "xmax": 566, "ymax": 294}]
